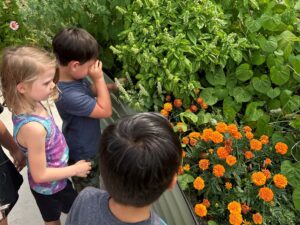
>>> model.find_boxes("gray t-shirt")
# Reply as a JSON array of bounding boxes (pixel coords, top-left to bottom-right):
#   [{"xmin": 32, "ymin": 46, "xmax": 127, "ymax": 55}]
[{"xmin": 65, "ymin": 187, "xmax": 166, "ymax": 225}]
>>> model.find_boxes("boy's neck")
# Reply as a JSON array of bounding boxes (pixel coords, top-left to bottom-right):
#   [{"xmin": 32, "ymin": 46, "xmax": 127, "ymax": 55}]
[
  {"xmin": 108, "ymin": 198, "xmax": 151, "ymax": 223},
  {"xmin": 58, "ymin": 66, "xmax": 76, "ymax": 81}
]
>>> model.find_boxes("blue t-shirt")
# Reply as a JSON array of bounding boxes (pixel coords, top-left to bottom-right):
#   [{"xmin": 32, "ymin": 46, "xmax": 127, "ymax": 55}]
[{"xmin": 55, "ymin": 78, "xmax": 100, "ymax": 161}]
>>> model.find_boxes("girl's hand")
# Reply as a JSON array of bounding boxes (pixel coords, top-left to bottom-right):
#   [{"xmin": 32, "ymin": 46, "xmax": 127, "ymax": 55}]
[
  {"xmin": 88, "ymin": 60, "xmax": 103, "ymax": 82},
  {"xmin": 10, "ymin": 149, "xmax": 26, "ymax": 171},
  {"xmin": 74, "ymin": 160, "xmax": 92, "ymax": 177}
]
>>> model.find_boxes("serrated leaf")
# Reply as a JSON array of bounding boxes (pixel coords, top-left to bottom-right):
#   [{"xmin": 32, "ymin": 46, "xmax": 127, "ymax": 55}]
[{"xmin": 270, "ymin": 65, "xmax": 290, "ymax": 85}]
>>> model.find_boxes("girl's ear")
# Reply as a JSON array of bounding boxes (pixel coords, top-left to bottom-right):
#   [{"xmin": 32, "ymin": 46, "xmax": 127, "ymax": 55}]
[
  {"xmin": 167, "ymin": 174, "xmax": 178, "ymax": 190},
  {"xmin": 68, "ymin": 60, "xmax": 80, "ymax": 71},
  {"xmin": 16, "ymin": 82, "xmax": 27, "ymax": 94}
]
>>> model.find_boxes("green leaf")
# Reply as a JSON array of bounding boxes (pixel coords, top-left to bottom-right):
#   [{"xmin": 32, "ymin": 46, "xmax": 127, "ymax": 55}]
[
  {"xmin": 281, "ymin": 160, "xmax": 300, "ymax": 188},
  {"xmin": 270, "ymin": 65, "xmax": 290, "ymax": 85},
  {"xmin": 206, "ymin": 68, "xmax": 226, "ymax": 86},
  {"xmin": 214, "ymin": 87, "xmax": 229, "ymax": 100},
  {"xmin": 293, "ymin": 187, "xmax": 300, "ymax": 211},
  {"xmin": 288, "ymin": 54, "xmax": 300, "ymax": 74},
  {"xmin": 244, "ymin": 101, "xmax": 265, "ymax": 122},
  {"xmin": 251, "ymin": 51, "xmax": 266, "ymax": 65},
  {"xmin": 290, "ymin": 118, "xmax": 300, "ymax": 131},
  {"xmin": 258, "ymin": 36, "xmax": 278, "ymax": 53},
  {"xmin": 197, "ymin": 111, "xmax": 212, "ymax": 125},
  {"xmin": 178, "ymin": 174, "xmax": 194, "ymax": 191},
  {"xmin": 173, "ymin": 123, "xmax": 187, "ymax": 133},
  {"xmin": 267, "ymin": 87, "xmax": 281, "ymax": 99},
  {"xmin": 180, "ymin": 111, "xmax": 198, "ymax": 124},
  {"xmin": 235, "ymin": 63, "xmax": 253, "ymax": 81},
  {"xmin": 200, "ymin": 88, "xmax": 218, "ymax": 105},
  {"xmin": 245, "ymin": 17, "xmax": 261, "ymax": 33},
  {"xmin": 251, "ymin": 75, "xmax": 271, "ymax": 94},
  {"xmin": 230, "ymin": 48, "xmax": 243, "ymax": 64},
  {"xmin": 208, "ymin": 221, "xmax": 219, "ymax": 225},
  {"xmin": 233, "ymin": 87, "xmax": 252, "ymax": 103},
  {"xmin": 267, "ymin": 54, "xmax": 284, "ymax": 68},
  {"xmin": 187, "ymin": 30, "xmax": 197, "ymax": 45}
]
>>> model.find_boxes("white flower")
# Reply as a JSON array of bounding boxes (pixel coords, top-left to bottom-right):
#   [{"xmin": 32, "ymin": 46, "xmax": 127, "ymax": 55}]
[{"xmin": 9, "ymin": 21, "xmax": 19, "ymax": 31}]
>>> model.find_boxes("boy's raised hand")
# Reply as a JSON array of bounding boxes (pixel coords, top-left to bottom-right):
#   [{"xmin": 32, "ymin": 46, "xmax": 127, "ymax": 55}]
[
  {"xmin": 88, "ymin": 60, "xmax": 103, "ymax": 81},
  {"xmin": 74, "ymin": 160, "xmax": 92, "ymax": 177}
]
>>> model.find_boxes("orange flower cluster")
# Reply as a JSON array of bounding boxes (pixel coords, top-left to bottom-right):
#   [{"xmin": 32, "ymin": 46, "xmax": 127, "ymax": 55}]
[
  {"xmin": 260, "ymin": 135, "xmax": 269, "ymax": 144},
  {"xmin": 217, "ymin": 146, "xmax": 229, "ymax": 159},
  {"xmin": 202, "ymin": 199, "xmax": 210, "ymax": 208},
  {"xmin": 194, "ymin": 203, "xmax": 207, "ymax": 217},
  {"xmin": 251, "ymin": 172, "xmax": 267, "ymax": 186},
  {"xmin": 244, "ymin": 151, "xmax": 254, "ymax": 160},
  {"xmin": 264, "ymin": 158, "xmax": 272, "ymax": 166},
  {"xmin": 183, "ymin": 164, "xmax": 190, "ymax": 171},
  {"xmin": 250, "ymin": 139, "xmax": 262, "ymax": 151},
  {"xmin": 258, "ymin": 187, "xmax": 274, "ymax": 202},
  {"xmin": 216, "ymin": 122, "xmax": 228, "ymax": 133},
  {"xmin": 163, "ymin": 102, "xmax": 172, "ymax": 112},
  {"xmin": 211, "ymin": 131, "xmax": 224, "ymax": 144},
  {"xmin": 199, "ymin": 159, "xmax": 210, "ymax": 170},
  {"xmin": 261, "ymin": 169, "xmax": 271, "ymax": 180},
  {"xmin": 228, "ymin": 201, "xmax": 243, "ymax": 225},
  {"xmin": 213, "ymin": 164, "xmax": 225, "ymax": 177},
  {"xmin": 245, "ymin": 132, "xmax": 254, "ymax": 140},
  {"xmin": 229, "ymin": 213, "xmax": 243, "ymax": 225},
  {"xmin": 193, "ymin": 176, "xmax": 205, "ymax": 191},
  {"xmin": 275, "ymin": 142, "xmax": 288, "ymax": 155},
  {"xmin": 226, "ymin": 155, "xmax": 237, "ymax": 166},
  {"xmin": 225, "ymin": 182, "xmax": 233, "ymax": 190},
  {"xmin": 252, "ymin": 212, "xmax": 263, "ymax": 224},
  {"xmin": 243, "ymin": 126, "xmax": 252, "ymax": 133},
  {"xmin": 273, "ymin": 174, "xmax": 288, "ymax": 189}
]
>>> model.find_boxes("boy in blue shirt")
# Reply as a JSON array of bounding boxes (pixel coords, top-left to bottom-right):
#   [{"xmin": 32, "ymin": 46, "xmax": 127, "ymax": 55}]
[
  {"xmin": 52, "ymin": 27, "xmax": 112, "ymax": 192},
  {"xmin": 66, "ymin": 112, "xmax": 182, "ymax": 225}
]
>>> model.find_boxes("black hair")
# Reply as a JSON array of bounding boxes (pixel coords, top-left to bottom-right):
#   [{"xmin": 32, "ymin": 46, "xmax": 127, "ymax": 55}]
[
  {"xmin": 52, "ymin": 27, "xmax": 99, "ymax": 65},
  {"xmin": 99, "ymin": 112, "xmax": 182, "ymax": 207}
]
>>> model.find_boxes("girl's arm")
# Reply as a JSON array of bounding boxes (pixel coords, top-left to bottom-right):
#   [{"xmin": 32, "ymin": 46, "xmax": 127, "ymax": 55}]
[
  {"xmin": 0, "ymin": 120, "xmax": 25, "ymax": 171},
  {"xmin": 17, "ymin": 122, "xmax": 91, "ymax": 183}
]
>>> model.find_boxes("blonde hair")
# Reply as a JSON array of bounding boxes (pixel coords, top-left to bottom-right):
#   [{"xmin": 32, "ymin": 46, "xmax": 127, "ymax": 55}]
[{"xmin": 0, "ymin": 46, "xmax": 57, "ymax": 113}]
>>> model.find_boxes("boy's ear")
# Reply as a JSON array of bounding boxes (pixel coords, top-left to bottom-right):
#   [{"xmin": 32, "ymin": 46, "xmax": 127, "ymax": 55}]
[
  {"xmin": 68, "ymin": 60, "xmax": 80, "ymax": 71},
  {"xmin": 167, "ymin": 174, "xmax": 177, "ymax": 190},
  {"xmin": 16, "ymin": 82, "xmax": 27, "ymax": 94}
]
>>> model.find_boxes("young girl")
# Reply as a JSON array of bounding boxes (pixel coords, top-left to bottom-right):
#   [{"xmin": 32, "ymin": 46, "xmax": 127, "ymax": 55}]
[{"xmin": 0, "ymin": 46, "xmax": 92, "ymax": 225}]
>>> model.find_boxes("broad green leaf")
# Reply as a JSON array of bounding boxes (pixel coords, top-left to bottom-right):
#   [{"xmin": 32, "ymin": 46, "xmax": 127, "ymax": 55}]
[
  {"xmin": 244, "ymin": 101, "xmax": 265, "ymax": 122},
  {"xmin": 281, "ymin": 160, "xmax": 300, "ymax": 188},
  {"xmin": 290, "ymin": 118, "xmax": 300, "ymax": 131},
  {"xmin": 180, "ymin": 111, "xmax": 198, "ymax": 124},
  {"xmin": 267, "ymin": 99, "xmax": 281, "ymax": 110},
  {"xmin": 261, "ymin": 14, "xmax": 287, "ymax": 32},
  {"xmin": 214, "ymin": 87, "xmax": 229, "ymax": 100},
  {"xmin": 251, "ymin": 75, "xmax": 271, "ymax": 94},
  {"xmin": 293, "ymin": 187, "xmax": 300, "ymax": 211},
  {"xmin": 206, "ymin": 68, "xmax": 226, "ymax": 86},
  {"xmin": 251, "ymin": 51, "xmax": 266, "ymax": 65},
  {"xmin": 258, "ymin": 36, "xmax": 278, "ymax": 53},
  {"xmin": 197, "ymin": 111, "xmax": 212, "ymax": 125},
  {"xmin": 283, "ymin": 95, "xmax": 300, "ymax": 113},
  {"xmin": 233, "ymin": 87, "xmax": 252, "ymax": 103},
  {"xmin": 200, "ymin": 88, "xmax": 218, "ymax": 105},
  {"xmin": 245, "ymin": 17, "xmax": 261, "ymax": 33},
  {"xmin": 288, "ymin": 54, "xmax": 300, "ymax": 74},
  {"xmin": 267, "ymin": 87, "xmax": 281, "ymax": 99},
  {"xmin": 208, "ymin": 221, "xmax": 219, "ymax": 225},
  {"xmin": 256, "ymin": 116, "xmax": 273, "ymax": 137},
  {"xmin": 270, "ymin": 65, "xmax": 290, "ymax": 85},
  {"xmin": 178, "ymin": 174, "xmax": 195, "ymax": 191},
  {"xmin": 226, "ymin": 73, "xmax": 237, "ymax": 89},
  {"xmin": 223, "ymin": 97, "xmax": 241, "ymax": 122},
  {"xmin": 267, "ymin": 54, "xmax": 284, "ymax": 68},
  {"xmin": 271, "ymin": 132, "xmax": 286, "ymax": 144},
  {"xmin": 230, "ymin": 49, "xmax": 243, "ymax": 64},
  {"xmin": 235, "ymin": 63, "xmax": 253, "ymax": 81}
]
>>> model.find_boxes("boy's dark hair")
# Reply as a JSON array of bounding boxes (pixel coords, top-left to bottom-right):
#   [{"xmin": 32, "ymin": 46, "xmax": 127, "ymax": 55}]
[
  {"xmin": 100, "ymin": 112, "xmax": 182, "ymax": 207},
  {"xmin": 52, "ymin": 27, "xmax": 99, "ymax": 66}
]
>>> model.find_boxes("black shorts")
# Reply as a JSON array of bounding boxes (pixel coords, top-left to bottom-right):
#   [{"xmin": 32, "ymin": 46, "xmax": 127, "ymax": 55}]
[{"xmin": 31, "ymin": 180, "xmax": 77, "ymax": 222}]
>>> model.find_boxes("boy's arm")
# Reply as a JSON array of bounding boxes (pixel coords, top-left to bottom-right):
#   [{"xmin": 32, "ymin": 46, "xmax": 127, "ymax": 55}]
[
  {"xmin": 88, "ymin": 60, "xmax": 112, "ymax": 119},
  {"xmin": 18, "ymin": 122, "xmax": 91, "ymax": 183},
  {"xmin": 0, "ymin": 120, "xmax": 25, "ymax": 171}
]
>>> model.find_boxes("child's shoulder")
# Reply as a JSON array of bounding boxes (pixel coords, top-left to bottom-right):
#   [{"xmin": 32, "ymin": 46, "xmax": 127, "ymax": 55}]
[{"xmin": 79, "ymin": 187, "xmax": 107, "ymax": 200}]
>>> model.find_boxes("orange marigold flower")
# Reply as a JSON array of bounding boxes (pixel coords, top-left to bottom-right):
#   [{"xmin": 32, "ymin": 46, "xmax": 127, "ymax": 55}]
[
  {"xmin": 163, "ymin": 102, "xmax": 173, "ymax": 112},
  {"xmin": 213, "ymin": 164, "xmax": 225, "ymax": 177},
  {"xmin": 250, "ymin": 139, "xmax": 262, "ymax": 151},
  {"xmin": 183, "ymin": 164, "xmax": 190, "ymax": 171},
  {"xmin": 251, "ymin": 172, "xmax": 267, "ymax": 186},
  {"xmin": 260, "ymin": 135, "xmax": 269, "ymax": 144},
  {"xmin": 178, "ymin": 166, "xmax": 184, "ymax": 175},
  {"xmin": 232, "ymin": 131, "xmax": 242, "ymax": 139},
  {"xmin": 244, "ymin": 151, "xmax": 254, "ymax": 160},
  {"xmin": 201, "ymin": 102, "xmax": 208, "ymax": 110},
  {"xmin": 245, "ymin": 132, "xmax": 254, "ymax": 140},
  {"xmin": 193, "ymin": 176, "xmax": 205, "ymax": 190},
  {"xmin": 259, "ymin": 187, "xmax": 274, "ymax": 202},
  {"xmin": 226, "ymin": 155, "xmax": 237, "ymax": 166},
  {"xmin": 173, "ymin": 98, "xmax": 182, "ymax": 108},
  {"xmin": 202, "ymin": 128, "xmax": 214, "ymax": 142},
  {"xmin": 190, "ymin": 104, "xmax": 198, "ymax": 112},
  {"xmin": 217, "ymin": 147, "xmax": 230, "ymax": 159},
  {"xmin": 275, "ymin": 142, "xmax": 288, "ymax": 155},
  {"xmin": 264, "ymin": 158, "xmax": 272, "ymax": 166},
  {"xmin": 196, "ymin": 97, "xmax": 204, "ymax": 105},
  {"xmin": 227, "ymin": 124, "xmax": 238, "ymax": 134},
  {"xmin": 189, "ymin": 138, "xmax": 197, "ymax": 146},
  {"xmin": 199, "ymin": 159, "xmax": 210, "ymax": 170},
  {"xmin": 243, "ymin": 126, "xmax": 252, "ymax": 133},
  {"xmin": 182, "ymin": 151, "xmax": 186, "ymax": 158},
  {"xmin": 189, "ymin": 132, "xmax": 201, "ymax": 140},
  {"xmin": 160, "ymin": 109, "xmax": 169, "ymax": 117},
  {"xmin": 242, "ymin": 220, "xmax": 251, "ymax": 225},
  {"xmin": 194, "ymin": 204, "xmax": 207, "ymax": 217},
  {"xmin": 252, "ymin": 212, "xmax": 263, "ymax": 224},
  {"xmin": 202, "ymin": 199, "xmax": 210, "ymax": 208},
  {"xmin": 216, "ymin": 122, "xmax": 228, "ymax": 133},
  {"xmin": 211, "ymin": 131, "xmax": 224, "ymax": 144},
  {"xmin": 241, "ymin": 203, "xmax": 251, "ymax": 214},
  {"xmin": 229, "ymin": 213, "xmax": 243, "ymax": 225},
  {"xmin": 182, "ymin": 137, "xmax": 189, "ymax": 145},
  {"xmin": 165, "ymin": 95, "xmax": 171, "ymax": 102},
  {"xmin": 225, "ymin": 182, "xmax": 232, "ymax": 190},
  {"xmin": 273, "ymin": 174, "xmax": 288, "ymax": 189},
  {"xmin": 261, "ymin": 169, "xmax": 271, "ymax": 180},
  {"xmin": 228, "ymin": 201, "xmax": 242, "ymax": 214}
]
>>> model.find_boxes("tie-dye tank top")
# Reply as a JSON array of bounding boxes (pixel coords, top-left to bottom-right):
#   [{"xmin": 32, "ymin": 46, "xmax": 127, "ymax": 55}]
[{"xmin": 13, "ymin": 114, "xmax": 69, "ymax": 195}]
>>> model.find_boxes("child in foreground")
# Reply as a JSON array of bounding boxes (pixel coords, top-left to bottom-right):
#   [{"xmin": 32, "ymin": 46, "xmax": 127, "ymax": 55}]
[
  {"xmin": 0, "ymin": 46, "xmax": 91, "ymax": 225},
  {"xmin": 65, "ymin": 112, "xmax": 182, "ymax": 225}
]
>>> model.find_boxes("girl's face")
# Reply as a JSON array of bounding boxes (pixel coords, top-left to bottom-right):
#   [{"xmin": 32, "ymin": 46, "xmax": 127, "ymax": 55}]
[{"xmin": 21, "ymin": 68, "xmax": 56, "ymax": 102}]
